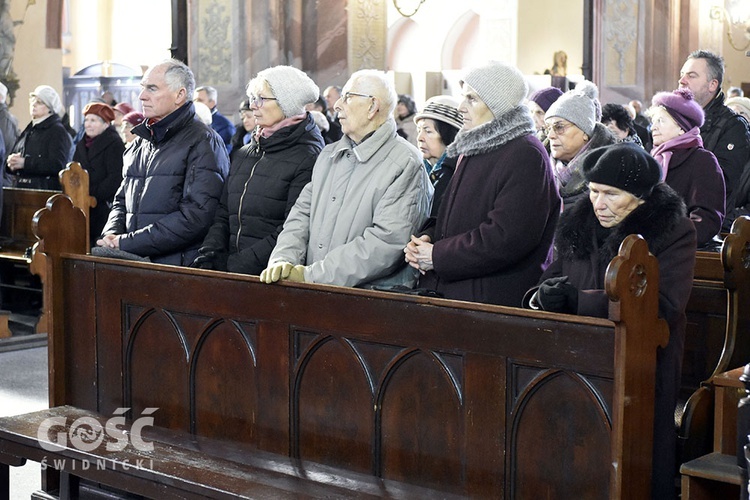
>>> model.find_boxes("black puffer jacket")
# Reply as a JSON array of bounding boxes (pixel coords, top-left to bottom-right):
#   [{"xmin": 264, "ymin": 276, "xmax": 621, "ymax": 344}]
[
  {"xmin": 102, "ymin": 102, "xmax": 229, "ymax": 266},
  {"xmin": 9, "ymin": 113, "xmax": 73, "ymax": 190},
  {"xmin": 200, "ymin": 113, "xmax": 324, "ymax": 275},
  {"xmin": 73, "ymin": 126, "xmax": 125, "ymax": 245}
]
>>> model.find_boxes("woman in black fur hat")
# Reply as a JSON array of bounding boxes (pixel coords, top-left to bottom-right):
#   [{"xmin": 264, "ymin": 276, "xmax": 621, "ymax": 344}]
[{"xmin": 525, "ymin": 142, "xmax": 696, "ymax": 500}]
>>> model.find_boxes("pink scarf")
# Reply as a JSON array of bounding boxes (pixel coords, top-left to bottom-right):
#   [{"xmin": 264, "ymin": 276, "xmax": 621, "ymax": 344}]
[
  {"xmin": 256, "ymin": 113, "xmax": 306, "ymax": 139},
  {"xmin": 650, "ymin": 127, "xmax": 703, "ymax": 181}
]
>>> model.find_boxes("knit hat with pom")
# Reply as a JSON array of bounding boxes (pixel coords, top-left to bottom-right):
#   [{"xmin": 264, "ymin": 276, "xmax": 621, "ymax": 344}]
[
  {"xmin": 253, "ymin": 65, "xmax": 319, "ymax": 118},
  {"xmin": 651, "ymin": 88, "xmax": 705, "ymax": 131},
  {"xmin": 460, "ymin": 61, "xmax": 528, "ymax": 119},
  {"xmin": 545, "ymin": 80, "xmax": 601, "ymax": 136}
]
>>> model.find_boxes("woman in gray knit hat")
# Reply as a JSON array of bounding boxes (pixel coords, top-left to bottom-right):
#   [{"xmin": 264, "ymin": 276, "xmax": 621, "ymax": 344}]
[
  {"xmin": 544, "ymin": 80, "xmax": 616, "ymax": 209},
  {"xmin": 193, "ymin": 65, "xmax": 325, "ymax": 275},
  {"xmin": 404, "ymin": 61, "xmax": 561, "ymax": 307}
]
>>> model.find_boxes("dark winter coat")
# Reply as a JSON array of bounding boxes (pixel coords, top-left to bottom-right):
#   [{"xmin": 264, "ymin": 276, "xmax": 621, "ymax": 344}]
[
  {"xmin": 102, "ymin": 102, "xmax": 229, "ymax": 266},
  {"xmin": 700, "ymin": 91, "xmax": 750, "ymax": 210},
  {"xmin": 9, "ymin": 113, "xmax": 73, "ymax": 190},
  {"xmin": 536, "ymin": 183, "xmax": 696, "ymax": 499},
  {"xmin": 419, "ymin": 106, "xmax": 561, "ymax": 306},
  {"xmin": 211, "ymin": 108, "xmax": 236, "ymax": 154},
  {"xmin": 73, "ymin": 126, "xmax": 125, "ymax": 245},
  {"xmin": 200, "ymin": 113, "xmax": 324, "ymax": 275},
  {"xmin": 662, "ymin": 146, "xmax": 725, "ymax": 246}
]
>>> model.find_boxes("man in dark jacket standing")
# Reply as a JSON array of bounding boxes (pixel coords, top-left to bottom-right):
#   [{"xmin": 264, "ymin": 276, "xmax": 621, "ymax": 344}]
[
  {"xmin": 678, "ymin": 50, "xmax": 750, "ymax": 220},
  {"xmin": 194, "ymin": 85, "xmax": 236, "ymax": 154},
  {"xmin": 97, "ymin": 59, "xmax": 229, "ymax": 266}
]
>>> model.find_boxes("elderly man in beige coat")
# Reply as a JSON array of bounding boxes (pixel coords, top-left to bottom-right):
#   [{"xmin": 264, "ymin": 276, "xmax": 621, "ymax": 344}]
[{"xmin": 260, "ymin": 69, "xmax": 432, "ymax": 288}]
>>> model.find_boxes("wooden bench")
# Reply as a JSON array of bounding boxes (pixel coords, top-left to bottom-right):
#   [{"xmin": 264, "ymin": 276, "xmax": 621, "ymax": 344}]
[
  {"xmin": 0, "ymin": 162, "xmax": 94, "ymax": 337},
  {"xmin": 679, "ymin": 216, "xmax": 750, "ymax": 466},
  {"xmin": 0, "ymin": 194, "xmax": 670, "ymax": 498},
  {"xmin": 680, "ymin": 367, "xmax": 746, "ymax": 499},
  {"xmin": 0, "ymin": 406, "xmax": 456, "ymax": 499}
]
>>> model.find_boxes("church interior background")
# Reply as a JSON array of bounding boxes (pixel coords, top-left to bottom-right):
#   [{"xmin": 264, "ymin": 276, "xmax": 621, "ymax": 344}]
[{"xmin": 1, "ymin": 0, "xmax": 749, "ymax": 128}]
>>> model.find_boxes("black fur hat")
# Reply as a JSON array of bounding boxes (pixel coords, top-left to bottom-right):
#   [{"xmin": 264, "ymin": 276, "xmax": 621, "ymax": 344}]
[{"xmin": 582, "ymin": 143, "xmax": 661, "ymax": 198}]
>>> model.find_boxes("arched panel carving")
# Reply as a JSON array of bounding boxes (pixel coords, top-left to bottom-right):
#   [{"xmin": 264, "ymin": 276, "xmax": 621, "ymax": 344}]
[
  {"xmin": 379, "ymin": 350, "xmax": 463, "ymax": 493},
  {"xmin": 192, "ymin": 319, "xmax": 257, "ymax": 443},
  {"xmin": 293, "ymin": 335, "xmax": 376, "ymax": 472},
  {"xmin": 510, "ymin": 369, "xmax": 610, "ymax": 500},
  {"xmin": 125, "ymin": 309, "xmax": 190, "ymax": 432}
]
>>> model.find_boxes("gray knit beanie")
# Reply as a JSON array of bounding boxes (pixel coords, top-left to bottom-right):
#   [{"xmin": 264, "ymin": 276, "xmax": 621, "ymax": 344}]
[
  {"xmin": 30, "ymin": 85, "xmax": 64, "ymax": 117},
  {"xmin": 460, "ymin": 61, "xmax": 528, "ymax": 119},
  {"xmin": 545, "ymin": 80, "xmax": 600, "ymax": 136},
  {"xmin": 254, "ymin": 66, "xmax": 319, "ymax": 118}
]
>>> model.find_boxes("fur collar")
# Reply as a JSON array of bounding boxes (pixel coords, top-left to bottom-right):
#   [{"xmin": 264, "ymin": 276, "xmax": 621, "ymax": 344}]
[
  {"xmin": 447, "ymin": 106, "xmax": 534, "ymax": 157},
  {"xmin": 556, "ymin": 183, "xmax": 687, "ymax": 265}
]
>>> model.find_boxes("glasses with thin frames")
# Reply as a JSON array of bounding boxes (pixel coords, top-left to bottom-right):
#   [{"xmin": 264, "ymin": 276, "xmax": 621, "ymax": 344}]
[
  {"xmin": 249, "ymin": 94, "xmax": 278, "ymax": 108},
  {"xmin": 545, "ymin": 121, "xmax": 573, "ymax": 137},
  {"xmin": 342, "ymin": 91, "xmax": 375, "ymax": 103}
]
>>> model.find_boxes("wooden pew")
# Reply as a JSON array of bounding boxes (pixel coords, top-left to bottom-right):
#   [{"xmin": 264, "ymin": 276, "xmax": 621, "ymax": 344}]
[
  {"xmin": 679, "ymin": 216, "xmax": 750, "ymax": 467},
  {"xmin": 0, "ymin": 194, "xmax": 669, "ymax": 498},
  {"xmin": 0, "ymin": 162, "xmax": 94, "ymax": 337}
]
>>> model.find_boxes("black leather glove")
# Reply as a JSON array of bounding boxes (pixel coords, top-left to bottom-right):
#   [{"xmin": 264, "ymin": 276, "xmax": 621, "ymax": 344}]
[
  {"xmin": 190, "ymin": 247, "xmax": 228, "ymax": 271},
  {"xmin": 537, "ymin": 276, "xmax": 578, "ymax": 314}
]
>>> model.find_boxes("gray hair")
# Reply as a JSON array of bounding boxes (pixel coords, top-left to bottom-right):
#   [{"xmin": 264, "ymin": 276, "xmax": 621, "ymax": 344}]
[
  {"xmin": 687, "ymin": 49, "xmax": 724, "ymax": 88},
  {"xmin": 195, "ymin": 85, "xmax": 218, "ymax": 103},
  {"xmin": 159, "ymin": 58, "xmax": 195, "ymax": 101},
  {"xmin": 348, "ymin": 69, "xmax": 397, "ymax": 116}
]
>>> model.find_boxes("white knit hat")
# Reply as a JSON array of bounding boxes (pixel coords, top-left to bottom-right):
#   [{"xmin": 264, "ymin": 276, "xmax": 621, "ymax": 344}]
[
  {"xmin": 255, "ymin": 66, "xmax": 319, "ymax": 118},
  {"xmin": 459, "ymin": 61, "xmax": 528, "ymax": 119},
  {"xmin": 545, "ymin": 81, "xmax": 601, "ymax": 136},
  {"xmin": 30, "ymin": 85, "xmax": 64, "ymax": 117}
]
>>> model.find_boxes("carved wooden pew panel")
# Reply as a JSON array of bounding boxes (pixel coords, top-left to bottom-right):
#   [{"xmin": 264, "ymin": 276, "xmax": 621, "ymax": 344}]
[{"xmin": 32, "ymin": 194, "xmax": 665, "ymax": 498}]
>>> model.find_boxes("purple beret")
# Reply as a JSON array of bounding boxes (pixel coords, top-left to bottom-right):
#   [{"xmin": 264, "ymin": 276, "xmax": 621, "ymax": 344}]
[{"xmin": 528, "ymin": 86, "xmax": 564, "ymax": 112}]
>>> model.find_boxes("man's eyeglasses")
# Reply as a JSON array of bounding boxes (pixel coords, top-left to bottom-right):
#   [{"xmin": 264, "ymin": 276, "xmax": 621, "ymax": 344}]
[
  {"xmin": 249, "ymin": 95, "xmax": 278, "ymax": 108},
  {"xmin": 343, "ymin": 91, "xmax": 375, "ymax": 103},
  {"xmin": 545, "ymin": 121, "xmax": 573, "ymax": 136}
]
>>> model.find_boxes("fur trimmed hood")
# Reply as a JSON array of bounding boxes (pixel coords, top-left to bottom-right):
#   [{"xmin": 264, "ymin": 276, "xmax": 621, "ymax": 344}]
[
  {"xmin": 556, "ymin": 183, "xmax": 687, "ymax": 266},
  {"xmin": 446, "ymin": 106, "xmax": 534, "ymax": 157}
]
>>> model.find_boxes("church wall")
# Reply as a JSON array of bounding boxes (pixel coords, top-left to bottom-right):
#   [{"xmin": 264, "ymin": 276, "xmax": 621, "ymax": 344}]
[{"xmin": 7, "ymin": 0, "xmax": 63, "ymax": 125}]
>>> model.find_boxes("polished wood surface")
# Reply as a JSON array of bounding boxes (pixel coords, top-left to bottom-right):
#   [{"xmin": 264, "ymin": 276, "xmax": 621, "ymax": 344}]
[{"xmin": 24, "ymin": 195, "xmax": 666, "ymax": 499}]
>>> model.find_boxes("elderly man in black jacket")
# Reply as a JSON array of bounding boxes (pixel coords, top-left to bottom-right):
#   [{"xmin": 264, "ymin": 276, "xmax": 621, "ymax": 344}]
[
  {"xmin": 97, "ymin": 59, "xmax": 229, "ymax": 266},
  {"xmin": 678, "ymin": 50, "xmax": 750, "ymax": 228}
]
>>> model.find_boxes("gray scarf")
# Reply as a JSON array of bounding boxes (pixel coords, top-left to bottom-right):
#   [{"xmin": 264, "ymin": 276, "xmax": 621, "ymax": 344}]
[{"xmin": 446, "ymin": 106, "xmax": 534, "ymax": 157}]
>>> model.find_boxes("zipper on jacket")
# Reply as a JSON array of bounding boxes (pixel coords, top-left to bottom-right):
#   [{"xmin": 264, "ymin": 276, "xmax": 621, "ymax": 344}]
[{"xmin": 235, "ymin": 151, "xmax": 265, "ymax": 253}]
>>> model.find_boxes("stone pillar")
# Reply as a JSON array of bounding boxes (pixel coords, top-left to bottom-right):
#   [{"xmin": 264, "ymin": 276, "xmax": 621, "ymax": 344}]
[{"xmin": 347, "ymin": 0, "xmax": 387, "ymax": 72}]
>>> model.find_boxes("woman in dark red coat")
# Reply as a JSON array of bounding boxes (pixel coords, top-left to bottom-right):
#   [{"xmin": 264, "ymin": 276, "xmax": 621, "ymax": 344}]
[
  {"xmin": 72, "ymin": 102, "xmax": 124, "ymax": 245},
  {"xmin": 526, "ymin": 143, "xmax": 696, "ymax": 499},
  {"xmin": 404, "ymin": 61, "xmax": 561, "ymax": 306}
]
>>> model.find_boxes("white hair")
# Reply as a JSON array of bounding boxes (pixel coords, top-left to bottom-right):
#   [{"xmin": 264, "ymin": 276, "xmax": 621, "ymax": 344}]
[{"xmin": 347, "ymin": 69, "xmax": 397, "ymax": 116}]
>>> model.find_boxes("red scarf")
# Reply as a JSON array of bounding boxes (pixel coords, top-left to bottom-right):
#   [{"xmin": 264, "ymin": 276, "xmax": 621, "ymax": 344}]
[{"xmin": 650, "ymin": 127, "xmax": 703, "ymax": 181}]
